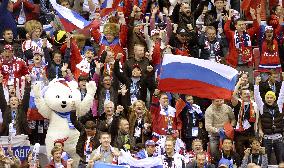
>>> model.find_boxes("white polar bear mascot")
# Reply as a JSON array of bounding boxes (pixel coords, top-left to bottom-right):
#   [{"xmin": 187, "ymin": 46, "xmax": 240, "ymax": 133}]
[{"xmin": 33, "ymin": 78, "xmax": 96, "ymax": 166}]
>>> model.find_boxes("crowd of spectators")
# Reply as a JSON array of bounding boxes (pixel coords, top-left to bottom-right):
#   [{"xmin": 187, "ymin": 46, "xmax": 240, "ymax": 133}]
[{"xmin": 1, "ymin": 0, "xmax": 284, "ymax": 167}]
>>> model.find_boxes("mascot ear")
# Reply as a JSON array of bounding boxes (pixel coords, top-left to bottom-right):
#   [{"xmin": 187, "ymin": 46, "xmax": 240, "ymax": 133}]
[
  {"xmin": 67, "ymin": 81, "xmax": 79, "ymax": 90},
  {"xmin": 48, "ymin": 78, "xmax": 59, "ymax": 87}
]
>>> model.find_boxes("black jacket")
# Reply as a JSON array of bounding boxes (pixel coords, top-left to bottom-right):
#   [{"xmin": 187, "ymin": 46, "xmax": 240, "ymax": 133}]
[
  {"xmin": 259, "ymin": 81, "xmax": 281, "ymax": 101},
  {"xmin": 113, "ymin": 60, "xmax": 155, "ymax": 106},
  {"xmin": 198, "ymin": 33, "xmax": 227, "ymax": 60},
  {"xmin": 43, "ymin": 47, "xmax": 70, "ymax": 80},
  {"xmin": 70, "ymin": 111, "xmax": 100, "ymax": 161},
  {"xmin": 0, "ymin": 82, "xmax": 31, "ymax": 136},
  {"xmin": 260, "ymin": 103, "xmax": 284, "ymax": 135}
]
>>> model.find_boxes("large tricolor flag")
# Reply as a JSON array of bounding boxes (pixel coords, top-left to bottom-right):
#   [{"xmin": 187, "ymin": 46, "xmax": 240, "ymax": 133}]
[
  {"xmin": 159, "ymin": 54, "xmax": 238, "ymax": 99},
  {"xmin": 50, "ymin": 0, "xmax": 91, "ymax": 32},
  {"xmin": 118, "ymin": 151, "xmax": 163, "ymax": 168}
]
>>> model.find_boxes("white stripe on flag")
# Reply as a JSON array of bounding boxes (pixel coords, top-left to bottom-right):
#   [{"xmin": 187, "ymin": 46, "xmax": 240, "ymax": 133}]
[
  {"xmin": 162, "ymin": 54, "xmax": 238, "ymax": 81},
  {"xmin": 50, "ymin": 0, "xmax": 90, "ymax": 29},
  {"xmin": 118, "ymin": 151, "xmax": 163, "ymax": 168}
]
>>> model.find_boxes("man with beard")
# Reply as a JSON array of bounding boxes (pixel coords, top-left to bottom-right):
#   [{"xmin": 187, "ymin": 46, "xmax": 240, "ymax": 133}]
[
  {"xmin": 0, "ymin": 45, "xmax": 29, "ymax": 84},
  {"xmin": 0, "ymin": 73, "xmax": 31, "ymax": 136},
  {"xmin": 0, "ymin": 29, "xmax": 23, "ymax": 58},
  {"xmin": 172, "ymin": 1, "xmax": 204, "ymax": 29},
  {"xmin": 255, "ymin": 75, "xmax": 284, "ymax": 164},
  {"xmin": 70, "ymin": 111, "xmax": 100, "ymax": 168},
  {"xmin": 112, "ymin": 118, "xmax": 135, "ymax": 151}
]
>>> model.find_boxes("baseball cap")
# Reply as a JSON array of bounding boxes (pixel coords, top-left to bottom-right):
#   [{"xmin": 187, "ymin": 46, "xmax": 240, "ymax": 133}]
[
  {"xmin": 3, "ymin": 44, "xmax": 13, "ymax": 51},
  {"xmin": 145, "ymin": 140, "xmax": 157, "ymax": 146}
]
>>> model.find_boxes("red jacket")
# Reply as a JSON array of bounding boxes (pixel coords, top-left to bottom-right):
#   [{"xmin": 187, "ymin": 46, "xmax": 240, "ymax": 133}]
[
  {"xmin": 45, "ymin": 159, "xmax": 67, "ymax": 168},
  {"xmin": 150, "ymin": 96, "xmax": 178, "ymax": 136},
  {"xmin": 0, "ymin": 57, "xmax": 29, "ymax": 84},
  {"xmin": 224, "ymin": 19, "xmax": 259, "ymax": 68},
  {"xmin": 13, "ymin": 0, "xmax": 39, "ymax": 22},
  {"xmin": 91, "ymin": 25, "xmax": 128, "ymax": 62},
  {"xmin": 259, "ymin": 39, "xmax": 281, "ymax": 71}
]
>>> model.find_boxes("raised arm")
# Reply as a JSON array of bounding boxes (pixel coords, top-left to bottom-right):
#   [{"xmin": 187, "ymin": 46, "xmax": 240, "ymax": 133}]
[
  {"xmin": 63, "ymin": 35, "xmax": 71, "ymax": 64},
  {"xmin": 70, "ymin": 110, "xmax": 84, "ymax": 131},
  {"xmin": 76, "ymin": 81, "xmax": 97, "ymax": 117},
  {"xmin": 0, "ymin": 73, "xmax": 7, "ymax": 113},
  {"xmin": 254, "ymin": 76, "xmax": 264, "ymax": 114},
  {"xmin": 22, "ymin": 76, "xmax": 32, "ymax": 114},
  {"xmin": 231, "ymin": 78, "xmax": 242, "ymax": 106},
  {"xmin": 277, "ymin": 73, "xmax": 284, "ymax": 110},
  {"xmin": 113, "ymin": 54, "xmax": 128, "ymax": 84},
  {"xmin": 33, "ymin": 83, "xmax": 52, "ymax": 119}
]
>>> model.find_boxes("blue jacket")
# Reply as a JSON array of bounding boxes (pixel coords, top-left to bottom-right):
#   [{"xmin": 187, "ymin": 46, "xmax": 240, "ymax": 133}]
[{"xmin": 0, "ymin": 0, "xmax": 18, "ymax": 37}]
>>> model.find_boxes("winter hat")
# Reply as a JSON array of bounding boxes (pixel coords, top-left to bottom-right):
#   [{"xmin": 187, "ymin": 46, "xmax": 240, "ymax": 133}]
[
  {"xmin": 24, "ymin": 20, "xmax": 42, "ymax": 36},
  {"xmin": 54, "ymin": 30, "xmax": 67, "ymax": 46},
  {"xmin": 103, "ymin": 23, "xmax": 119, "ymax": 37}
]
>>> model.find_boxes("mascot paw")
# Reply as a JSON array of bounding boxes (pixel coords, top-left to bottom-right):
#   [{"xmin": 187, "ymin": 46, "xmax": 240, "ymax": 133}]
[
  {"xmin": 33, "ymin": 82, "xmax": 42, "ymax": 98},
  {"xmin": 86, "ymin": 81, "xmax": 97, "ymax": 96}
]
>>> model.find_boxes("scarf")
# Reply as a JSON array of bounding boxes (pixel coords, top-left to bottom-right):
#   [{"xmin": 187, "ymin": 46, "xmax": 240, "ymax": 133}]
[
  {"xmin": 236, "ymin": 101, "xmax": 256, "ymax": 132},
  {"xmin": 103, "ymin": 63, "xmax": 113, "ymax": 76},
  {"xmin": 101, "ymin": 36, "xmax": 120, "ymax": 46},
  {"xmin": 234, "ymin": 31, "xmax": 252, "ymax": 63},
  {"xmin": 84, "ymin": 137, "xmax": 93, "ymax": 162},
  {"xmin": 55, "ymin": 112, "xmax": 75, "ymax": 129}
]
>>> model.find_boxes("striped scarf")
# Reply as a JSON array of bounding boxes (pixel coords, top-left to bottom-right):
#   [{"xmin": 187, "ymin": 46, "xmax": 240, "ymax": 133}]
[
  {"xmin": 55, "ymin": 112, "xmax": 75, "ymax": 129},
  {"xmin": 234, "ymin": 31, "xmax": 252, "ymax": 63}
]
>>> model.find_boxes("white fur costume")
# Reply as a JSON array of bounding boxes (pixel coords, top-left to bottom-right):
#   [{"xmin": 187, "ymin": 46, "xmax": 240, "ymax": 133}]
[{"xmin": 33, "ymin": 79, "xmax": 97, "ymax": 167}]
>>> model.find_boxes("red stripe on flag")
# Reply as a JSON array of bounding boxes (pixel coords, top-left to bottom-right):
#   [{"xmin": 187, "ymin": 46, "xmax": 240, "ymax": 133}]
[
  {"xmin": 59, "ymin": 18, "xmax": 78, "ymax": 32},
  {"xmin": 158, "ymin": 78, "xmax": 233, "ymax": 99}
]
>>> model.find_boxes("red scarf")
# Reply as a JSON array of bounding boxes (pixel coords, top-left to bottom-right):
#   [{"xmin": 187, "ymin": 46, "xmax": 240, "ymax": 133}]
[{"xmin": 236, "ymin": 101, "xmax": 256, "ymax": 132}]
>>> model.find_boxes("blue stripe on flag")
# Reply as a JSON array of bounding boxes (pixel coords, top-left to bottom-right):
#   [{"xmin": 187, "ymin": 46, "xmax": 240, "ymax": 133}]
[
  {"xmin": 160, "ymin": 62, "xmax": 237, "ymax": 91},
  {"xmin": 94, "ymin": 162, "xmax": 128, "ymax": 168}
]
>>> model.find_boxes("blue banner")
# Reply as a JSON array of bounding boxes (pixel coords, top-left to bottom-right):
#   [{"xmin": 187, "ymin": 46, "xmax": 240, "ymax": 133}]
[{"xmin": 2, "ymin": 146, "xmax": 30, "ymax": 161}]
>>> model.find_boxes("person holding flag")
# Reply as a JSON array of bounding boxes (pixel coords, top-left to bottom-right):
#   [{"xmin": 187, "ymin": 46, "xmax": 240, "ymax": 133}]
[
  {"xmin": 205, "ymin": 99, "xmax": 236, "ymax": 162},
  {"xmin": 176, "ymin": 95, "xmax": 205, "ymax": 151}
]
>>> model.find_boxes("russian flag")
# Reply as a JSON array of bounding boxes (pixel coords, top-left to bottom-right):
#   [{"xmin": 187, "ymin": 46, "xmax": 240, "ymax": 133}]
[
  {"xmin": 118, "ymin": 151, "xmax": 163, "ymax": 168},
  {"xmin": 94, "ymin": 162, "xmax": 129, "ymax": 168},
  {"xmin": 50, "ymin": 0, "xmax": 91, "ymax": 32},
  {"xmin": 159, "ymin": 54, "xmax": 238, "ymax": 99},
  {"xmin": 100, "ymin": 0, "xmax": 121, "ymax": 17}
]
